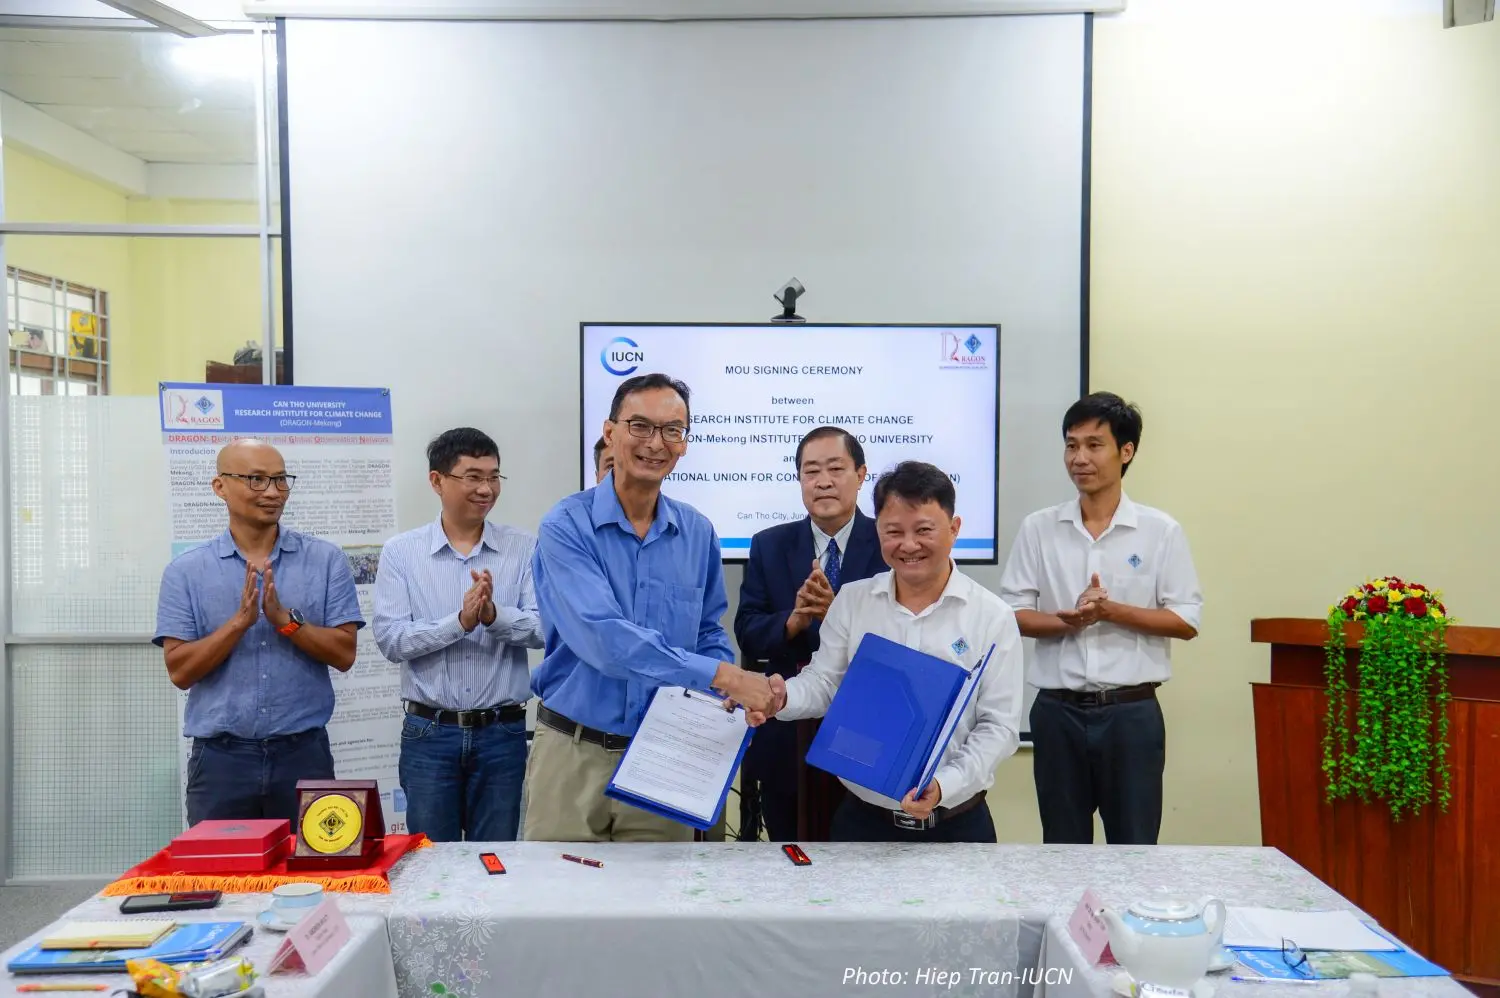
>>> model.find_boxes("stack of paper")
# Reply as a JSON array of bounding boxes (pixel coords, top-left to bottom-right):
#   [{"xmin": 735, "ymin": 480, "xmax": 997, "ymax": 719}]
[{"xmin": 1223, "ymin": 908, "xmax": 1397, "ymax": 951}]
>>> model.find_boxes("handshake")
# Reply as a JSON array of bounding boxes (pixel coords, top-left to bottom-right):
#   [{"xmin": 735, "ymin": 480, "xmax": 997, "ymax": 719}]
[{"xmin": 711, "ymin": 665, "xmax": 788, "ymax": 726}]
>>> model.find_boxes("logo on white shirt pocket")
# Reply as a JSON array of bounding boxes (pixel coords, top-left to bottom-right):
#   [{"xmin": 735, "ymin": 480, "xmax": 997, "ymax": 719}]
[
  {"xmin": 1127, "ymin": 553, "xmax": 1142, "ymax": 569},
  {"xmin": 951, "ymin": 637, "xmax": 969, "ymax": 657}
]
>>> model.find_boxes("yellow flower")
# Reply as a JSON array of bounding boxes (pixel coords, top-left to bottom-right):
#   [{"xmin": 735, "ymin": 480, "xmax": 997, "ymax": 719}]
[
  {"xmin": 1374, "ymin": 578, "xmax": 1388, "ymax": 589},
  {"xmin": 1432, "ymin": 608, "xmax": 1446, "ymax": 620}
]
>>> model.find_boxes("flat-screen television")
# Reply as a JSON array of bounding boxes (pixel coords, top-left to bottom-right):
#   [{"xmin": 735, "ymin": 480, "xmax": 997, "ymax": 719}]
[{"xmin": 580, "ymin": 323, "xmax": 999, "ymax": 563}]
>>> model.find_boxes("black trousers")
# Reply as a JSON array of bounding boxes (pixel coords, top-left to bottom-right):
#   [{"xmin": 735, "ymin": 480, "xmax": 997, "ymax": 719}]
[
  {"xmin": 830, "ymin": 794, "xmax": 997, "ymax": 843},
  {"xmin": 1029, "ymin": 691, "xmax": 1165, "ymax": 844}
]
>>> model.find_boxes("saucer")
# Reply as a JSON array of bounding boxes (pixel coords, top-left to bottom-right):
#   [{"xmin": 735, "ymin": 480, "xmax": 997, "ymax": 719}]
[
  {"xmin": 256, "ymin": 909, "xmax": 303, "ymax": 933},
  {"xmin": 1207, "ymin": 949, "xmax": 1236, "ymax": 973}
]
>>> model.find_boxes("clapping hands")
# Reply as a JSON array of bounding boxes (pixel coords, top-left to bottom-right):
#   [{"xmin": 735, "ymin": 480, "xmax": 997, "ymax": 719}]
[
  {"xmin": 460, "ymin": 568, "xmax": 496, "ymax": 632},
  {"xmin": 786, "ymin": 558, "xmax": 836, "ymax": 639},
  {"xmin": 1056, "ymin": 573, "xmax": 1110, "ymax": 628}
]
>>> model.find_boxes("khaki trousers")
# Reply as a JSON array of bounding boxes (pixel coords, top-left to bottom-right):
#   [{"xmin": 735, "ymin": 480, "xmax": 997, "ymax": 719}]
[{"xmin": 521, "ymin": 720, "xmax": 693, "ymax": 843}]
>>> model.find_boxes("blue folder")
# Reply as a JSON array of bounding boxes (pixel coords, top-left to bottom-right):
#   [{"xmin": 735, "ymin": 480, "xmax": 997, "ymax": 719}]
[
  {"xmin": 7, "ymin": 921, "xmax": 252, "ymax": 974},
  {"xmin": 604, "ymin": 686, "xmax": 754, "ymax": 831},
  {"xmin": 806, "ymin": 633, "xmax": 992, "ymax": 801}
]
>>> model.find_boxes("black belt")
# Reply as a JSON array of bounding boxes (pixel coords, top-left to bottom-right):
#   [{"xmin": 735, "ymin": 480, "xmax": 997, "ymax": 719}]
[
  {"xmin": 1039, "ymin": 683, "xmax": 1159, "ymax": 708},
  {"xmin": 851, "ymin": 789, "xmax": 987, "ymax": 831},
  {"xmin": 537, "ymin": 703, "xmax": 632, "ymax": 751},
  {"xmin": 404, "ymin": 700, "xmax": 526, "ymax": 728}
]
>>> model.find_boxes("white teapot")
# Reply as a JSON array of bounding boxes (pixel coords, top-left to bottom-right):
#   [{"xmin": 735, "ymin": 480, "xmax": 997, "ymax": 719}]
[{"xmin": 1099, "ymin": 892, "xmax": 1227, "ymax": 990}]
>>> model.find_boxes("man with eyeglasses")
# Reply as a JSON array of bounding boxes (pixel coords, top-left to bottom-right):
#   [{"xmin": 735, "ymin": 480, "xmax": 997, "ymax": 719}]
[
  {"xmin": 526, "ymin": 372, "xmax": 775, "ymax": 842},
  {"xmin": 372, "ymin": 428, "xmax": 543, "ymax": 841},
  {"xmin": 154, "ymin": 439, "xmax": 364, "ymax": 825}
]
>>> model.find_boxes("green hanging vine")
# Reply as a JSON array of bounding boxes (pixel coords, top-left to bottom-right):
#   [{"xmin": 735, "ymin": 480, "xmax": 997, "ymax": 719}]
[{"xmin": 1322, "ymin": 577, "xmax": 1451, "ymax": 820}]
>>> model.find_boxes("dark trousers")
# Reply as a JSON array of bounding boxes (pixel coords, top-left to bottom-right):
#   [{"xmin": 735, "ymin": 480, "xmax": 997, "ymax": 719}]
[
  {"xmin": 830, "ymin": 794, "xmax": 997, "ymax": 844},
  {"xmin": 1030, "ymin": 691, "xmax": 1166, "ymax": 844},
  {"xmin": 398, "ymin": 714, "xmax": 527, "ymax": 842},
  {"xmin": 185, "ymin": 727, "xmax": 335, "ymax": 826}
]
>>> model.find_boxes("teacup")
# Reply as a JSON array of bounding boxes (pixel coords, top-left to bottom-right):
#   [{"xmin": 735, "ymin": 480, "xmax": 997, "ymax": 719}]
[{"xmin": 269, "ymin": 883, "xmax": 323, "ymax": 924}]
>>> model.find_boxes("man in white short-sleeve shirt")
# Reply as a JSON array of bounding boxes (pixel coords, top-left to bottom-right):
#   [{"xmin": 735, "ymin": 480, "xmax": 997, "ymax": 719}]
[
  {"xmin": 999, "ymin": 392, "xmax": 1202, "ymax": 845},
  {"xmin": 749, "ymin": 461, "xmax": 1026, "ymax": 843}
]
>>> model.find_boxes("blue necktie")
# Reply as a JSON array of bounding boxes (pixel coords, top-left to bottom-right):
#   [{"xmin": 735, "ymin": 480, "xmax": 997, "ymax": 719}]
[{"xmin": 824, "ymin": 538, "xmax": 842, "ymax": 592}]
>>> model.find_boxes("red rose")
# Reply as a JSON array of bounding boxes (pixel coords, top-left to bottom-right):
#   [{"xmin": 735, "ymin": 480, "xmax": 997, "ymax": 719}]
[
  {"xmin": 1340, "ymin": 596, "xmax": 1358, "ymax": 614},
  {"xmin": 1410, "ymin": 583, "xmax": 1426, "ymax": 592},
  {"xmin": 1367, "ymin": 595, "xmax": 1390, "ymax": 615},
  {"xmin": 1438, "ymin": 602, "xmax": 1447, "ymax": 614},
  {"xmin": 1363, "ymin": 584, "xmax": 1376, "ymax": 593},
  {"xmin": 1403, "ymin": 597, "xmax": 1427, "ymax": 617}
]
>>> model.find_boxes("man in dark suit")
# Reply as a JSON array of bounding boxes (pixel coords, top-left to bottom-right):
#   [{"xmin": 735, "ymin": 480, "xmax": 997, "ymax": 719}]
[{"xmin": 734, "ymin": 426, "xmax": 885, "ymax": 841}]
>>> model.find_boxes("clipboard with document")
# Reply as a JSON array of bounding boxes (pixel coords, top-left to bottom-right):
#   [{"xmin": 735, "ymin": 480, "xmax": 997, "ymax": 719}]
[{"xmin": 604, "ymin": 685, "xmax": 754, "ymax": 830}]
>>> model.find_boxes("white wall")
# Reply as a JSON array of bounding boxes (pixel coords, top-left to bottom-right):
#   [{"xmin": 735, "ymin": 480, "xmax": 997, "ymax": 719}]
[{"xmin": 285, "ymin": 15, "xmax": 1087, "ymax": 688}]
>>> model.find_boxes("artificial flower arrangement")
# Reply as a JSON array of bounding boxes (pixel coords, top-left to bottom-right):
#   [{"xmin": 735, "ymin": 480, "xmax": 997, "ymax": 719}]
[{"xmin": 1323, "ymin": 577, "xmax": 1451, "ymax": 820}]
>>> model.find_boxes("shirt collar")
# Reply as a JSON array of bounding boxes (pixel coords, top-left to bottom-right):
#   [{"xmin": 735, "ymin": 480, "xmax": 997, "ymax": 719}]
[
  {"xmin": 870, "ymin": 560, "xmax": 972, "ymax": 607},
  {"xmin": 810, "ymin": 512, "xmax": 857, "ymax": 559},
  {"xmin": 1058, "ymin": 492, "xmax": 1139, "ymax": 530},
  {"xmin": 590, "ymin": 472, "xmax": 678, "ymax": 538},
  {"xmin": 428, "ymin": 515, "xmax": 501, "ymax": 555},
  {"xmin": 212, "ymin": 526, "xmax": 298, "ymax": 559}
]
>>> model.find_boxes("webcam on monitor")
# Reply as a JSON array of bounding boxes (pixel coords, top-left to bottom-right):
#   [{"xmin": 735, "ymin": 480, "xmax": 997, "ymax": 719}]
[{"xmin": 772, "ymin": 278, "xmax": 806, "ymax": 324}]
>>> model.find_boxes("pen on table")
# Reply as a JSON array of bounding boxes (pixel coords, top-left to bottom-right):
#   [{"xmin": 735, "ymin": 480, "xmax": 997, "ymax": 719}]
[
  {"xmin": 16, "ymin": 984, "xmax": 110, "ymax": 992},
  {"xmin": 1229, "ymin": 978, "xmax": 1322, "ymax": 986},
  {"xmin": 561, "ymin": 853, "xmax": 604, "ymax": 868}
]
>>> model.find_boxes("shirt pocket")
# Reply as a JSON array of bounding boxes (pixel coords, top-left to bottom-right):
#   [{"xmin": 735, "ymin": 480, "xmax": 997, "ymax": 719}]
[
  {"xmin": 664, "ymin": 583, "xmax": 705, "ymax": 649},
  {"xmin": 1105, "ymin": 558, "xmax": 1156, "ymax": 609}
]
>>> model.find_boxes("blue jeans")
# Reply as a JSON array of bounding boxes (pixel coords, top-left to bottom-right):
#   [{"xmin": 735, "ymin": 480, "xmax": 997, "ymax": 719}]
[
  {"xmin": 398, "ymin": 715, "xmax": 527, "ymax": 842},
  {"xmin": 185, "ymin": 728, "xmax": 336, "ymax": 826}
]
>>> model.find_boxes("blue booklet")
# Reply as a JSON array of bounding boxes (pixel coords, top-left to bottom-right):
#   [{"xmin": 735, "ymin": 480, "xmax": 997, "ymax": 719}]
[
  {"xmin": 806, "ymin": 633, "xmax": 993, "ymax": 801},
  {"xmin": 605, "ymin": 686, "xmax": 754, "ymax": 831},
  {"xmin": 7, "ymin": 921, "xmax": 252, "ymax": 974},
  {"xmin": 1231, "ymin": 926, "xmax": 1446, "ymax": 980}
]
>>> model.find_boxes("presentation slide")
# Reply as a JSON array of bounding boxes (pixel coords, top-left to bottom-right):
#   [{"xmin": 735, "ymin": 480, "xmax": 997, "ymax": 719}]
[{"xmin": 580, "ymin": 324, "xmax": 999, "ymax": 562}]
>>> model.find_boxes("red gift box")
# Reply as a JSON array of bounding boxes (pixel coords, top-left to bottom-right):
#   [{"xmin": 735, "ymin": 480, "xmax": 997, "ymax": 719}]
[
  {"xmin": 168, "ymin": 819, "xmax": 291, "ymax": 873},
  {"xmin": 171, "ymin": 819, "xmax": 289, "ymax": 857},
  {"xmin": 169, "ymin": 837, "xmax": 293, "ymax": 874}
]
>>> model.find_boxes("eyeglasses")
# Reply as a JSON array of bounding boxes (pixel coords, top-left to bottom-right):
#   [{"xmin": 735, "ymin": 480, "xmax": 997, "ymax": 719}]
[
  {"xmin": 617, "ymin": 418, "xmax": 689, "ymax": 443},
  {"xmin": 220, "ymin": 473, "xmax": 296, "ymax": 492},
  {"xmin": 1282, "ymin": 938, "xmax": 1311, "ymax": 978},
  {"xmin": 443, "ymin": 472, "xmax": 506, "ymax": 487}
]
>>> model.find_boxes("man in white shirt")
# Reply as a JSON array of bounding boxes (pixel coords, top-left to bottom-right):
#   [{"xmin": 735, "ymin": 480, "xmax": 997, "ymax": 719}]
[
  {"xmin": 999, "ymin": 392, "xmax": 1202, "ymax": 845},
  {"xmin": 749, "ymin": 461, "xmax": 1025, "ymax": 842}
]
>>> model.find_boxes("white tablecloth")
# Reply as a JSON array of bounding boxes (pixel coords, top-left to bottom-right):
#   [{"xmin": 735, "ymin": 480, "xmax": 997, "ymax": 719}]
[
  {"xmin": 0, "ymin": 891, "xmax": 397, "ymax": 998},
  {"xmin": 1, "ymin": 844, "xmax": 1469, "ymax": 998},
  {"xmin": 383, "ymin": 843, "xmax": 1469, "ymax": 998}
]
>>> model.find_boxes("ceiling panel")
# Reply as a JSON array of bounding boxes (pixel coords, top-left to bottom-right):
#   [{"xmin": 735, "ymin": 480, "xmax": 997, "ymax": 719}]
[{"xmin": 0, "ymin": 26, "xmax": 262, "ymax": 165}]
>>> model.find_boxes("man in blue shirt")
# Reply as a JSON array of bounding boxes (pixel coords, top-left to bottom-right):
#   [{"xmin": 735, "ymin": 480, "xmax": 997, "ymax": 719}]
[
  {"xmin": 373, "ymin": 427, "xmax": 543, "ymax": 842},
  {"xmin": 525, "ymin": 373, "xmax": 774, "ymax": 842},
  {"xmin": 155, "ymin": 439, "xmax": 365, "ymax": 825}
]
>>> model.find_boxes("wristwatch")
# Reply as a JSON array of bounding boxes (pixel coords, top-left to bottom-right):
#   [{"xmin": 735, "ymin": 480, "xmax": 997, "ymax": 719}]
[{"xmin": 277, "ymin": 608, "xmax": 305, "ymax": 637}]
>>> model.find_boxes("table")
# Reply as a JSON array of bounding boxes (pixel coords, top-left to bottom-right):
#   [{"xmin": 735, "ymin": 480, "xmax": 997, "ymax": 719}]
[
  {"xmin": 382, "ymin": 843, "xmax": 1473, "ymax": 998},
  {"xmin": 1, "ymin": 844, "xmax": 1472, "ymax": 998},
  {"xmin": 0, "ymin": 892, "xmax": 397, "ymax": 998}
]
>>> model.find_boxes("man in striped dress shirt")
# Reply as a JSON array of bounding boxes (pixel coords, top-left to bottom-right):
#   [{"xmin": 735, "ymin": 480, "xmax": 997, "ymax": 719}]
[{"xmin": 373, "ymin": 428, "xmax": 544, "ymax": 841}]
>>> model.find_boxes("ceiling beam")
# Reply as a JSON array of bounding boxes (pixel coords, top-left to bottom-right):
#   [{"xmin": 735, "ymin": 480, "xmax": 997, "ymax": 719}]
[
  {"xmin": 96, "ymin": 0, "xmax": 220, "ymax": 35},
  {"xmin": 241, "ymin": 0, "xmax": 1125, "ymax": 19}
]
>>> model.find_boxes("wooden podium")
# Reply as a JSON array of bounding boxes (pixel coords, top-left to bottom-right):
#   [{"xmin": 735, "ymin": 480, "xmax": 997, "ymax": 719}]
[{"xmin": 1251, "ymin": 618, "xmax": 1500, "ymax": 986}]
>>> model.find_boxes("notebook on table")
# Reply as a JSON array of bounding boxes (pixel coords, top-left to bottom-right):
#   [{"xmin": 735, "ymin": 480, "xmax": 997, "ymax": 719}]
[{"xmin": 40, "ymin": 920, "xmax": 176, "ymax": 950}]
